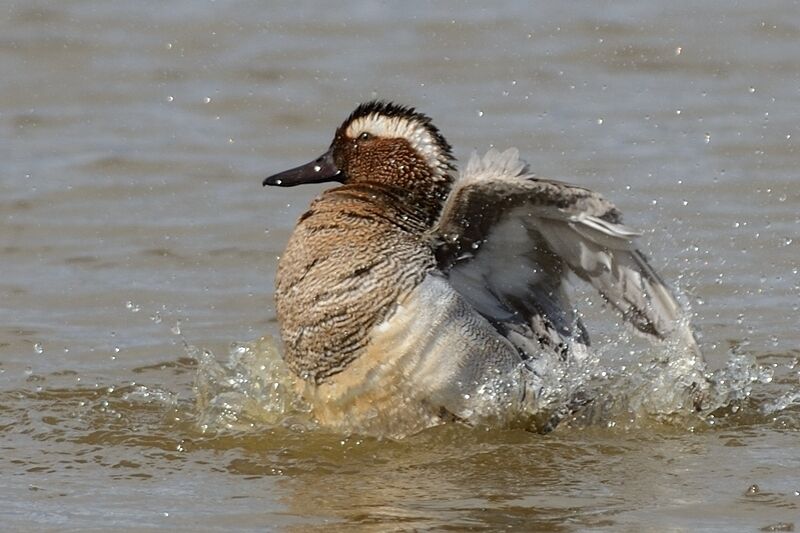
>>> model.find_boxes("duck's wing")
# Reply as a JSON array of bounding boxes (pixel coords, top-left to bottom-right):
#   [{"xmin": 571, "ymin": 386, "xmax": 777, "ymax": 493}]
[{"xmin": 433, "ymin": 148, "xmax": 699, "ymax": 356}]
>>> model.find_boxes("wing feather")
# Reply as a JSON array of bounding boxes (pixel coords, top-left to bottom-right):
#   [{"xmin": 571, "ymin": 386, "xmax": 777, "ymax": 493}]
[{"xmin": 433, "ymin": 148, "xmax": 699, "ymax": 355}]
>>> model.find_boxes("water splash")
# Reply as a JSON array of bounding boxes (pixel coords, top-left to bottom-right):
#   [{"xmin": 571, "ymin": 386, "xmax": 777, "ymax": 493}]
[
  {"xmin": 560, "ymin": 337, "xmax": 776, "ymax": 432},
  {"xmin": 763, "ymin": 390, "xmax": 800, "ymax": 415},
  {"xmin": 192, "ymin": 337, "xmax": 311, "ymax": 434},
  {"xmin": 190, "ymin": 332, "xmax": 779, "ymax": 437}
]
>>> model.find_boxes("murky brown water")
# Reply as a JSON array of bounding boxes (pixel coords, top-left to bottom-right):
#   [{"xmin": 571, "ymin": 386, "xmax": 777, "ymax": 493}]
[{"xmin": 3, "ymin": 2, "xmax": 799, "ymax": 531}]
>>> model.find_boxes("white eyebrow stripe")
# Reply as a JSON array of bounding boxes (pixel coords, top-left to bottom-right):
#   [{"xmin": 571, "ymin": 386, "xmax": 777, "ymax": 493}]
[{"xmin": 345, "ymin": 114, "xmax": 447, "ymax": 178}]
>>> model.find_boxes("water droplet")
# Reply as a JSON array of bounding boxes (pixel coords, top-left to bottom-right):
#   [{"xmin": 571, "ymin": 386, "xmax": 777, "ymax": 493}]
[
  {"xmin": 748, "ymin": 86, "xmax": 755, "ymax": 93},
  {"xmin": 203, "ymin": 96, "xmax": 212, "ymax": 103},
  {"xmin": 171, "ymin": 321, "xmax": 182, "ymax": 335},
  {"xmin": 760, "ymin": 522, "xmax": 794, "ymax": 532},
  {"xmin": 704, "ymin": 133, "xmax": 711, "ymax": 143},
  {"xmin": 477, "ymin": 110, "xmax": 484, "ymax": 117},
  {"xmin": 746, "ymin": 484, "xmax": 760, "ymax": 495},
  {"xmin": 166, "ymin": 95, "xmax": 174, "ymax": 102},
  {"xmin": 33, "ymin": 342, "xmax": 43, "ymax": 354},
  {"xmin": 675, "ymin": 46, "xmax": 682, "ymax": 55},
  {"xmin": 596, "ymin": 118, "xmax": 604, "ymax": 125},
  {"xmin": 125, "ymin": 301, "xmax": 140, "ymax": 312},
  {"xmin": 313, "ymin": 165, "xmax": 321, "ymax": 172}
]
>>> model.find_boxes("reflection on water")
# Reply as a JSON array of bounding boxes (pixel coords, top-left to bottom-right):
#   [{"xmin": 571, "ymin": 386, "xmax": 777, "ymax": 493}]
[{"xmin": 3, "ymin": 0, "xmax": 800, "ymax": 530}]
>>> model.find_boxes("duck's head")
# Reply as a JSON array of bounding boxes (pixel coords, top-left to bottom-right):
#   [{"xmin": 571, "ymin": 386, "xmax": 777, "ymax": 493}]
[{"xmin": 263, "ymin": 101, "xmax": 454, "ymax": 192}]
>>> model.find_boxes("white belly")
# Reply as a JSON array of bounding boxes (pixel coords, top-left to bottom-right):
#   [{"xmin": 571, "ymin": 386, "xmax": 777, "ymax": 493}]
[{"xmin": 303, "ymin": 274, "xmax": 535, "ymax": 437}]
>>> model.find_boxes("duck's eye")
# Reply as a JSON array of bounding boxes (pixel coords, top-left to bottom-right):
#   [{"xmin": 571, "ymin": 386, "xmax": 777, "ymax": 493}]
[{"xmin": 358, "ymin": 132, "xmax": 372, "ymax": 141}]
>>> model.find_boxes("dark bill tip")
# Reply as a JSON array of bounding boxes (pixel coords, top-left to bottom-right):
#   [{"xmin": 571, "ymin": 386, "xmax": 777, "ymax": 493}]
[{"xmin": 262, "ymin": 149, "xmax": 343, "ymax": 187}]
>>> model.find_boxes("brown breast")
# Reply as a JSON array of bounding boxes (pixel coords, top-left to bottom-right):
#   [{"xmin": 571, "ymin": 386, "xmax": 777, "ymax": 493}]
[{"xmin": 274, "ymin": 182, "xmax": 437, "ymax": 384}]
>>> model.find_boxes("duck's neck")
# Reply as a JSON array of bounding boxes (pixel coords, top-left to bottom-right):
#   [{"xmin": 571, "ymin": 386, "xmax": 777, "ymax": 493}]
[{"xmin": 357, "ymin": 174, "xmax": 454, "ymax": 230}]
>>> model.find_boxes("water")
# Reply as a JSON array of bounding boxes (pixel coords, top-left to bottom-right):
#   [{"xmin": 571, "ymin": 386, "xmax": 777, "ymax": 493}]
[{"xmin": 2, "ymin": 1, "xmax": 799, "ymax": 530}]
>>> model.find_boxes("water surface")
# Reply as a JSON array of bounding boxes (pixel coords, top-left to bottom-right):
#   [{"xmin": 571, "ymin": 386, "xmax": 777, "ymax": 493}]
[{"xmin": 2, "ymin": 1, "xmax": 799, "ymax": 531}]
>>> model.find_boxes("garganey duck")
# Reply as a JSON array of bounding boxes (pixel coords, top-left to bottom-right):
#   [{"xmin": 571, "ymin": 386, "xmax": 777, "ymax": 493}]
[{"xmin": 263, "ymin": 101, "xmax": 701, "ymax": 437}]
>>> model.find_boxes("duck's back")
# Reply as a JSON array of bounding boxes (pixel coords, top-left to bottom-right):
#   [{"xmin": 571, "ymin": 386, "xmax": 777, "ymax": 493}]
[{"xmin": 275, "ymin": 183, "xmax": 436, "ymax": 384}]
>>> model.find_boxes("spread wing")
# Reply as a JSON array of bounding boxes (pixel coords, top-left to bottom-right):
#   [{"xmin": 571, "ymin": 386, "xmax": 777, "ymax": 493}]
[{"xmin": 432, "ymin": 148, "xmax": 699, "ymax": 356}]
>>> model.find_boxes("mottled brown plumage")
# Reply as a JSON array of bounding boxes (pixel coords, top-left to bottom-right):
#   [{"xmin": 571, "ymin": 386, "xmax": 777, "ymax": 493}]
[
  {"xmin": 271, "ymin": 104, "xmax": 460, "ymax": 385},
  {"xmin": 276, "ymin": 181, "xmax": 436, "ymax": 383}
]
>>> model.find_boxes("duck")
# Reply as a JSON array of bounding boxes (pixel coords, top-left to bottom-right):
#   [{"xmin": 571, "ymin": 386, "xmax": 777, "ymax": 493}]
[{"xmin": 263, "ymin": 101, "xmax": 702, "ymax": 437}]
